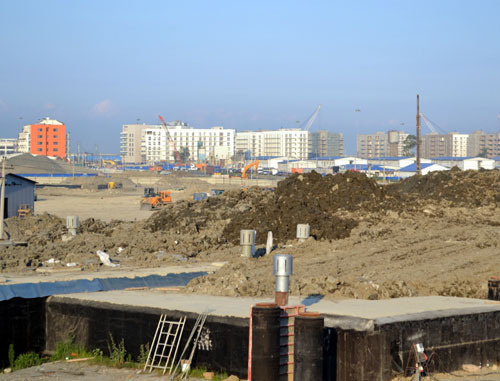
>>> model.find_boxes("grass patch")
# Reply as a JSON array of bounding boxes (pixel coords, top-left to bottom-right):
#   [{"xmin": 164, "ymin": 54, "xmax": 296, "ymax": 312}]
[
  {"xmin": 187, "ymin": 366, "xmax": 229, "ymax": 380},
  {"xmin": 13, "ymin": 352, "xmax": 43, "ymax": 370},
  {"xmin": 50, "ymin": 337, "xmax": 93, "ymax": 361}
]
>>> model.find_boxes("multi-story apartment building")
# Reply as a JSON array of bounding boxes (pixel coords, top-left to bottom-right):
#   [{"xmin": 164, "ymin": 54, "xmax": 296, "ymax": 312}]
[
  {"xmin": 0, "ymin": 138, "xmax": 17, "ymax": 156},
  {"xmin": 310, "ymin": 131, "xmax": 344, "ymax": 157},
  {"xmin": 120, "ymin": 124, "xmax": 147, "ymax": 163},
  {"xmin": 17, "ymin": 126, "xmax": 31, "ymax": 153},
  {"xmin": 421, "ymin": 132, "xmax": 468, "ymax": 158},
  {"xmin": 467, "ymin": 130, "xmax": 500, "ymax": 158},
  {"xmin": 20, "ymin": 118, "xmax": 68, "ymax": 159},
  {"xmin": 121, "ymin": 122, "xmax": 235, "ymax": 164},
  {"xmin": 357, "ymin": 130, "xmax": 409, "ymax": 158},
  {"xmin": 235, "ymin": 131, "xmax": 264, "ymax": 158},
  {"xmin": 235, "ymin": 129, "xmax": 309, "ymax": 160},
  {"xmin": 357, "ymin": 130, "xmax": 408, "ymax": 158},
  {"xmin": 387, "ymin": 130, "xmax": 409, "ymax": 157},
  {"xmin": 357, "ymin": 132, "xmax": 387, "ymax": 158}
]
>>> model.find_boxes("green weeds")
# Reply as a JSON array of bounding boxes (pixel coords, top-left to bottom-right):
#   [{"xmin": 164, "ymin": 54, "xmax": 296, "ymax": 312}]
[{"xmin": 13, "ymin": 352, "xmax": 43, "ymax": 370}]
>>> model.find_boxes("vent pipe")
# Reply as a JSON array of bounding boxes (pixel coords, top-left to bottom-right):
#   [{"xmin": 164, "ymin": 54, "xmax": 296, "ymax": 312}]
[
  {"xmin": 296, "ymin": 224, "xmax": 310, "ymax": 242},
  {"xmin": 66, "ymin": 216, "xmax": 79, "ymax": 236},
  {"xmin": 273, "ymin": 254, "xmax": 293, "ymax": 306},
  {"xmin": 240, "ymin": 229, "xmax": 256, "ymax": 258}
]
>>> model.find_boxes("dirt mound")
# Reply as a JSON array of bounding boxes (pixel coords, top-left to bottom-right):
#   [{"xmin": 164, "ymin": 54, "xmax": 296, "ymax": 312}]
[
  {"xmin": 388, "ymin": 169, "xmax": 500, "ymax": 206},
  {"xmin": 144, "ymin": 172, "xmax": 386, "ymax": 245},
  {"xmin": 61, "ymin": 175, "xmax": 137, "ymax": 191},
  {"xmin": 224, "ymin": 171, "xmax": 388, "ymax": 244},
  {"xmin": 7, "ymin": 153, "xmax": 95, "ymax": 174}
]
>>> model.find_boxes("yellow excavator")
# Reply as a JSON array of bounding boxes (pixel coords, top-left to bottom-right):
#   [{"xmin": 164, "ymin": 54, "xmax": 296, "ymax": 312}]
[
  {"xmin": 102, "ymin": 160, "xmax": 117, "ymax": 167},
  {"xmin": 242, "ymin": 160, "xmax": 259, "ymax": 179}
]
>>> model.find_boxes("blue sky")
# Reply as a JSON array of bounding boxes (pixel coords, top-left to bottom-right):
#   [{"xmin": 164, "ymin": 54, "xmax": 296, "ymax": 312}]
[{"xmin": 1, "ymin": 0, "xmax": 499, "ymax": 154}]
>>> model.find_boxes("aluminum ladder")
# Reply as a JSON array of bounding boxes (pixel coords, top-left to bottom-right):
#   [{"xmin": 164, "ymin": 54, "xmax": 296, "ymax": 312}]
[{"xmin": 144, "ymin": 314, "xmax": 186, "ymax": 375}]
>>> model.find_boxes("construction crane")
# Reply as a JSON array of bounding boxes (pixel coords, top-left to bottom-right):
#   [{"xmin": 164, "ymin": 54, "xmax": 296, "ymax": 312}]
[
  {"xmin": 419, "ymin": 112, "xmax": 446, "ymax": 134},
  {"xmin": 298, "ymin": 105, "xmax": 322, "ymax": 131},
  {"xmin": 158, "ymin": 115, "xmax": 183, "ymax": 165}
]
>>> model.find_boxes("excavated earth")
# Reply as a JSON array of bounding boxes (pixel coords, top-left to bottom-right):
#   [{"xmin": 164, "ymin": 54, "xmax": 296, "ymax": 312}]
[{"xmin": 2, "ymin": 170, "xmax": 500, "ymax": 301}]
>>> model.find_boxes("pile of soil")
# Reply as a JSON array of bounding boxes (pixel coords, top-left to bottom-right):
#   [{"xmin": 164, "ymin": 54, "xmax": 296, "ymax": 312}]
[
  {"xmin": 62, "ymin": 175, "xmax": 138, "ymax": 191},
  {"xmin": 7, "ymin": 153, "xmax": 96, "ymax": 174},
  {"xmin": 3, "ymin": 169, "xmax": 500, "ymax": 302},
  {"xmin": 148, "ymin": 171, "xmax": 390, "ymax": 245},
  {"xmin": 388, "ymin": 168, "xmax": 500, "ymax": 206}
]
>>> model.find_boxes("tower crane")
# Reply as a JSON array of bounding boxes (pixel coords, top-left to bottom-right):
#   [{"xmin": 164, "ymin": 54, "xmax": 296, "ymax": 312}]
[
  {"xmin": 158, "ymin": 115, "xmax": 183, "ymax": 165},
  {"xmin": 299, "ymin": 105, "xmax": 322, "ymax": 131}
]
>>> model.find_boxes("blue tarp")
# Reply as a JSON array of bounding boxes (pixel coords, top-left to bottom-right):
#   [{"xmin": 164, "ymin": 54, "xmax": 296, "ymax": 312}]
[
  {"xmin": 21, "ymin": 173, "xmax": 98, "ymax": 177},
  {"xmin": 0, "ymin": 271, "xmax": 206, "ymax": 301}
]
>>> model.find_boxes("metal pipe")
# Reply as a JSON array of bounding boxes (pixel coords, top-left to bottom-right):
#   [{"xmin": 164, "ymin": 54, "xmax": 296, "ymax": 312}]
[
  {"xmin": 240, "ymin": 229, "xmax": 256, "ymax": 258},
  {"xmin": 273, "ymin": 254, "xmax": 293, "ymax": 306},
  {"xmin": 296, "ymin": 224, "xmax": 310, "ymax": 242},
  {"xmin": 66, "ymin": 216, "xmax": 80, "ymax": 236}
]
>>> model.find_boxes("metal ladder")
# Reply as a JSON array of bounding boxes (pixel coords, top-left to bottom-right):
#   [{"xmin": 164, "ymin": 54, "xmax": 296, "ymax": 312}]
[
  {"xmin": 168, "ymin": 312, "xmax": 209, "ymax": 380},
  {"xmin": 144, "ymin": 315, "xmax": 186, "ymax": 375}
]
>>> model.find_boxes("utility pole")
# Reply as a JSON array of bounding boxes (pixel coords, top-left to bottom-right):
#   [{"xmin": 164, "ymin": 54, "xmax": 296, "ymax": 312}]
[
  {"xmin": 416, "ymin": 95, "xmax": 421, "ymax": 175},
  {"xmin": 0, "ymin": 157, "xmax": 5, "ymax": 240}
]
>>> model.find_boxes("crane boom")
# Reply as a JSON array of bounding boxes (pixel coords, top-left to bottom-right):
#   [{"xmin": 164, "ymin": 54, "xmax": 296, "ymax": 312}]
[
  {"xmin": 419, "ymin": 112, "xmax": 445, "ymax": 134},
  {"xmin": 159, "ymin": 115, "xmax": 183, "ymax": 165},
  {"xmin": 302, "ymin": 104, "xmax": 322, "ymax": 131}
]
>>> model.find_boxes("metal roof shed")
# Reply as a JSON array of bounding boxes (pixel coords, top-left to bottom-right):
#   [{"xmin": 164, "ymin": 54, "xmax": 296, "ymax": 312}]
[{"xmin": 2, "ymin": 174, "xmax": 36, "ymax": 218}]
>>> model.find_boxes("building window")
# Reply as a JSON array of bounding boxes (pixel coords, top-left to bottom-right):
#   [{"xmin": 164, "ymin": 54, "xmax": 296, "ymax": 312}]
[
  {"xmin": 37, "ymin": 148, "xmax": 42, "ymax": 152},
  {"xmin": 54, "ymin": 142, "xmax": 58, "ymax": 145},
  {"xmin": 53, "ymin": 128, "xmax": 58, "ymax": 132},
  {"xmin": 53, "ymin": 135, "xmax": 58, "ymax": 139},
  {"xmin": 38, "ymin": 128, "xmax": 43, "ymax": 132},
  {"xmin": 38, "ymin": 142, "xmax": 42, "ymax": 145},
  {"xmin": 53, "ymin": 148, "xmax": 58, "ymax": 152},
  {"xmin": 38, "ymin": 135, "xmax": 42, "ymax": 138}
]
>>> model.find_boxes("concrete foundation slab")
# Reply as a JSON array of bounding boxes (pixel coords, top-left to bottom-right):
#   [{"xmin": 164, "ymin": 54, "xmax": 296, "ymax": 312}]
[{"xmin": 43, "ymin": 291, "xmax": 500, "ymax": 380}]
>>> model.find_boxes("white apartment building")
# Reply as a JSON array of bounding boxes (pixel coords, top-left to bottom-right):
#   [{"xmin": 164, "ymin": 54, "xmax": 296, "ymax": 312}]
[
  {"xmin": 121, "ymin": 122, "xmax": 235, "ymax": 164},
  {"xmin": 17, "ymin": 125, "xmax": 31, "ymax": 153},
  {"xmin": 422, "ymin": 132, "xmax": 469, "ymax": 158},
  {"xmin": 450, "ymin": 133, "xmax": 468, "ymax": 157},
  {"xmin": 235, "ymin": 129, "xmax": 309, "ymax": 160},
  {"xmin": 0, "ymin": 138, "xmax": 17, "ymax": 156}
]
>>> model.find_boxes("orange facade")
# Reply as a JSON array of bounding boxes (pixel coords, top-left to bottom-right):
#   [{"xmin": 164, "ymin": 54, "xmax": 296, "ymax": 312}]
[{"xmin": 30, "ymin": 124, "xmax": 66, "ymax": 158}]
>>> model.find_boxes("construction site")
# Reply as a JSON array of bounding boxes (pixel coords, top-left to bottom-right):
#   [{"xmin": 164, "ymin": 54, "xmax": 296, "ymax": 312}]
[{"xmin": 0, "ymin": 151, "xmax": 500, "ymax": 381}]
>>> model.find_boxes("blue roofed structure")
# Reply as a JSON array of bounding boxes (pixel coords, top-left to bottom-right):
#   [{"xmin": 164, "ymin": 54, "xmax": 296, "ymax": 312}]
[
  {"xmin": 399, "ymin": 162, "xmax": 449, "ymax": 178},
  {"xmin": 341, "ymin": 164, "xmax": 389, "ymax": 172},
  {"xmin": 400, "ymin": 163, "xmax": 439, "ymax": 172}
]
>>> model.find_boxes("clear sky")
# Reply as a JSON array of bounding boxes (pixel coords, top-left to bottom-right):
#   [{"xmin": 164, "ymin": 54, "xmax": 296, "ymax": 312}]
[{"xmin": 1, "ymin": 0, "xmax": 499, "ymax": 154}]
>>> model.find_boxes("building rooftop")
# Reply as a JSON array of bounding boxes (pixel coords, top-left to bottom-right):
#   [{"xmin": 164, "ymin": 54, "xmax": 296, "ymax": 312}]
[
  {"xmin": 400, "ymin": 163, "xmax": 446, "ymax": 172},
  {"xmin": 316, "ymin": 156, "xmax": 343, "ymax": 160},
  {"xmin": 368, "ymin": 156, "xmax": 412, "ymax": 161},
  {"xmin": 341, "ymin": 164, "xmax": 389, "ymax": 171}
]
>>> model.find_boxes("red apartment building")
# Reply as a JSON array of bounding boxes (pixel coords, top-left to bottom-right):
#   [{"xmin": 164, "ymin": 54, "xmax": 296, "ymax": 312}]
[{"xmin": 29, "ymin": 118, "xmax": 67, "ymax": 159}]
